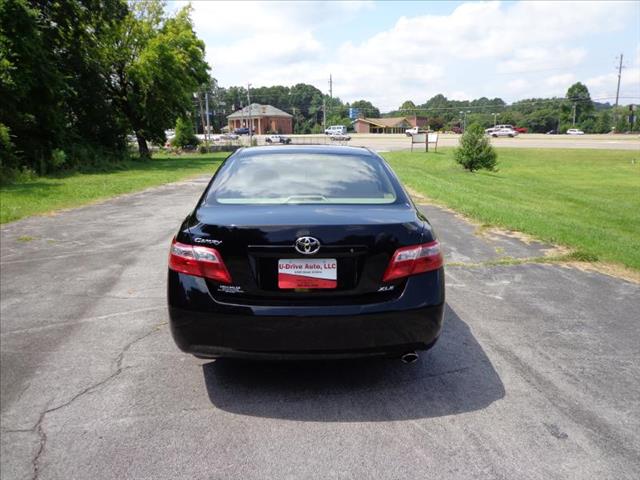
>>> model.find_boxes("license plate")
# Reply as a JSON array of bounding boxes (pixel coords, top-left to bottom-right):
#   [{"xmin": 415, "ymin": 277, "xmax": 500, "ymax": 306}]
[{"xmin": 278, "ymin": 258, "xmax": 337, "ymax": 289}]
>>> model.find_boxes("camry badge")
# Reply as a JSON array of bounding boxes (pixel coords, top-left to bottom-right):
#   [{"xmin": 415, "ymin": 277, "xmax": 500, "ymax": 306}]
[
  {"xmin": 294, "ymin": 236, "xmax": 321, "ymax": 255},
  {"xmin": 194, "ymin": 238, "xmax": 222, "ymax": 246}
]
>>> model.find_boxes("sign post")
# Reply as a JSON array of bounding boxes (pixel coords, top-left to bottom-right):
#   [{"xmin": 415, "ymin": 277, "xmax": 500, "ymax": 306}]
[{"xmin": 411, "ymin": 133, "xmax": 426, "ymax": 152}]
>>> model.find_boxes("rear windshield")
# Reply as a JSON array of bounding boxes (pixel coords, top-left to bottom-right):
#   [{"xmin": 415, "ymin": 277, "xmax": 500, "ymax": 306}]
[{"xmin": 207, "ymin": 153, "xmax": 398, "ymax": 205}]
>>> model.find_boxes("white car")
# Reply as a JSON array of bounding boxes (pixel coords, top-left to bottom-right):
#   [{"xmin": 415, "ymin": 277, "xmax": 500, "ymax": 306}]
[
  {"xmin": 489, "ymin": 128, "xmax": 518, "ymax": 138},
  {"xmin": 219, "ymin": 133, "xmax": 239, "ymax": 140},
  {"xmin": 485, "ymin": 124, "xmax": 514, "ymax": 134},
  {"xmin": 325, "ymin": 125, "xmax": 347, "ymax": 135},
  {"xmin": 566, "ymin": 128, "xmax": 584, "ymax": 135},
  {"xmin": 330, "ymin": 133, "xmax": 351, "ymax": 141},
  {"xmin": 265, "ymin": 134, "xmax": 291, "ymax": 144},
  {"xmin": 405, "ymin": 127, "xmax": 425, "ymax": 136}
]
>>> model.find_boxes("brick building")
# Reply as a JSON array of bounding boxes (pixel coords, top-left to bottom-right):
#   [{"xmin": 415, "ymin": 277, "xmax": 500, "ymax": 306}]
[{"xmin": 227, "ymin": 104, "xmax": 293, "ymax": 134}]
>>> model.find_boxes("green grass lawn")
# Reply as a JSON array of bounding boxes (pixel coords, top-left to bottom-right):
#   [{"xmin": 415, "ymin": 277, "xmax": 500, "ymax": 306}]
[
  {"xmin": 3, "ymin": 148, "xmax": 639, "ymax": 271},
  {"xmin": 384, "ymin": 148, "xmax": 640, "ymax": 271},
  {"xmin": 0, "ymin": 153, "xmax": 227, "ymax": 224}
]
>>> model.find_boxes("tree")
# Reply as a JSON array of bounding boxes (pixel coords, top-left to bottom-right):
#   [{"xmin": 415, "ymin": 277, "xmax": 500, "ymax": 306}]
[
  {"xmin": 101, "ymin": 1, "xmax": 209, "ymax": 158},
  {"xmin": 1, "ymin": 0, "xmax": 131, "ymax": 174},
  {"xmin": 1, "ymin": 0, "xmax": 210, "ymax": 173},
  {"xmin": 288, "ymin": 83, "xmax": 324, "ymax": 132},
  {"xmin": 613, "ymin": 106, "xmax": 630, "ymax": 133},
  {"xmin": 351, "ymin": 100, "xmax": 380, "ymax": 118},
  {"xmin": 173, "ymin": 116, "xmax": 198, "ymax": 148},
  {"xmin": 428, "ymin": 116, "xmax": 445, "ymax": 131},
  {"xmin": 1, "ymin": 0, "xmax": 68, "ymax": 173},
  {"xmin": 594, "ymin": 110, "xmax": 612, "ymax": 134},
  {"xmin": 399, "ymin": 100, "xmax": 416, "ymax": 111},
  {"xmin": 454, "ymin": 124, "xmax": 497, "ymax": 172},
  {"xmin": 0, "ymin": 123, "xmax": 18, "ymax": 180},
  {"xmin": 563, "ymin": 82, "xmax": 594, "ymax": 127}
]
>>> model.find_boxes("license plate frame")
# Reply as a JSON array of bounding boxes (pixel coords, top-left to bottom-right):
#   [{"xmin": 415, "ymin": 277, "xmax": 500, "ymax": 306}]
[{"xmin": 278, "ymin": 258, "xmax": 337, "ymax": 289}]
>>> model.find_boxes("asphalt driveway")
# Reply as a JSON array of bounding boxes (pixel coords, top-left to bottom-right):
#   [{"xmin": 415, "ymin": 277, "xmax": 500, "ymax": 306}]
[{"xmin": 1, "ymin": 177, "xmax": 639, "ymax": 479}]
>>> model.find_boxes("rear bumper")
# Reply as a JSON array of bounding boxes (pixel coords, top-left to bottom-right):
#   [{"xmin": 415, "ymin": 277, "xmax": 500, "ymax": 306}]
[
  {"xmin": 169, "ymin": 303, "xmax": 444, "ymax": 359},
  {"xmin": 168, "ymin": 268, "xmax": 445, "ymax": 359}
]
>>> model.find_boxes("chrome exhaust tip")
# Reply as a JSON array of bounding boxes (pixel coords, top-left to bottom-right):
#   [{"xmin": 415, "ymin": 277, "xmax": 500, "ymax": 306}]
[{"xmin": 400, "ymin": 352, "xmax": 419, "ymax": 364}]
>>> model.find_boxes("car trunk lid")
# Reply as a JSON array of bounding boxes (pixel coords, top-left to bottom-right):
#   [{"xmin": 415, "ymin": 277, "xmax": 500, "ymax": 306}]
[{"xmin": 188, "ymin": 204, "xmax": 429, "ymax": 305}]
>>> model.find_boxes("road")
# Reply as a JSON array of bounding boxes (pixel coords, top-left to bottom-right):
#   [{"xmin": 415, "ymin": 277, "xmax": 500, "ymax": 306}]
[
  {"xmin": 1, "ymin": 177, "xmax": 639, "ymax": 479},
  {"xmin": 250, "ymin": 133, "xmax": 640, "ymax": 151}
]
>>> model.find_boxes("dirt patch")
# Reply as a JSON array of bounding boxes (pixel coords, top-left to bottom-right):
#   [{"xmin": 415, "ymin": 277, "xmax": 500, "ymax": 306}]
[{"xmin": 562, "ymin": 261, "xmax": 640, "ymax": 285}]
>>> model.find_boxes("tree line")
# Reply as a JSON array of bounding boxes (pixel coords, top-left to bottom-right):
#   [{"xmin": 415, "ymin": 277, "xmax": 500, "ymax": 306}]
[
  {"xmin": 1, "ymin": 1, "xmax": 636, "ymax": 180},
  {"xmin": 385, "ymin": 82, "xmax": 633, "ymax": 134},
  {"xmin": 203, "ymin": 81, "xmax": 634, "ymax": 136},
  {"xmin": 1, "ymin": 0, "xmax": 208, "ymax": 179},
  {"xmin": 198, "ymin": 81, "xmax": 377, "ymax": 135}
]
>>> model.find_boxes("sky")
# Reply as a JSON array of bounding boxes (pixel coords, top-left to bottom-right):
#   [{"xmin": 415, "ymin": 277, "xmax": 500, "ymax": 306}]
[{"xmin": 170, "ymin": 0, "xmax": 640, "ymax": 112}]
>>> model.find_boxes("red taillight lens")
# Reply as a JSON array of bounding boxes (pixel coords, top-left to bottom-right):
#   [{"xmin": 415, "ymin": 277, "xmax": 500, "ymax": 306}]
[
  {"xmin": 382, "ymin": 240, "xmax": 443, "ymax": 282},
  {"xmin": 168, "ymin": 239, "xmax": 232, "ymax": 284}
]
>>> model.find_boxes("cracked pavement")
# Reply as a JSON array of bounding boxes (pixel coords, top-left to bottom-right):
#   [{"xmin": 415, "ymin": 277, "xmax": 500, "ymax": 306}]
[{"xmin": 1, "ymin": 176, "xmax": 639, "ymax": 479}]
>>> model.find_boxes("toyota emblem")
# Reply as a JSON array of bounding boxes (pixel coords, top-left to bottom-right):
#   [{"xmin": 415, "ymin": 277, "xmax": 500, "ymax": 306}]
[{"xmin": 294, "ymin": 236, "xmax": 321, "ymax": 255}]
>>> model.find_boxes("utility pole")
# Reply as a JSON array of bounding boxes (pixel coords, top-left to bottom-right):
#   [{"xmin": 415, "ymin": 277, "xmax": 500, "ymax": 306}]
[
  {"xmin": 204, "ymin": 91, "xmax": 210, "ymax": 144},
  {"xmin": 492, "ymin": 113, "xmax": 500, "ymax": 126},
  {"xmin": 240, "ymin": 100, "xmax": 244, "ymax": 133},
  {"xmin": 247, "ymin": 83, "xmax": 252, "ymax": 144},
  {"xmin": 292, "ymin": 107, "xmax": 296, "ymax": 133},
  {"xmin": 323, "ymin": 98, "xmax": 326, "ymax": 132},
  {"xmin": 572, "ymin": 103, "xmax": 577, "ymax": 126},
  {"xmin": 615, "ymin": 54, "xmax": 624, "ymax": 107},
  {"xmin": 460, "ymin": 110, "xmax": 471, "ymax": 132},
  {"xmin": 329, "ymin": 74, "xmax": 333, "ymax": 100}
]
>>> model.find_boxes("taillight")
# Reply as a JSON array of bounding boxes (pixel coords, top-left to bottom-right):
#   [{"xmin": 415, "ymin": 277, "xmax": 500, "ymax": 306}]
[
  {"xmin": 168, "ymin": 238, "xmax": 232, "ymax": 284},
  {"xmin": 382, "ymin": 240, "xmax": 443, "ymax": 282}
]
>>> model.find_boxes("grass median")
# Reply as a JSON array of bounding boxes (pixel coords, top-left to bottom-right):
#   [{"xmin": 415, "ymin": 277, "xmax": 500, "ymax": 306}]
[
  {"xmin": 0, "ymin": 152, "xmax": 227, "ymax": 224},
  {"xmin": 383, "ymin": 148, "xmax": 640, "ymax": 271}
]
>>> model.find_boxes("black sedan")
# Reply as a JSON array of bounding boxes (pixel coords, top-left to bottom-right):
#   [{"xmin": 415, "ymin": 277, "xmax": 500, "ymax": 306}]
[{"xmin": 168, "ymin": 146, "xmax": 445, "ymax": 362}]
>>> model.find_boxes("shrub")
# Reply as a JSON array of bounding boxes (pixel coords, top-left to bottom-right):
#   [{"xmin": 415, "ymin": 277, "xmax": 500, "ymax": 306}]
[
  {"xmin": 0, "ymin": 123, "xmax": 20, "ymax": 183},
  {"xmin": 51, "ymin": 149, "xmax": 67, "ymax": 169},
  {"xmin": 454, "ymin": 124, "xmax": 498, "ymax": 172},
  {"xmin": 173, "ymin": 116, "xmax": 199, "ymax": 148}
]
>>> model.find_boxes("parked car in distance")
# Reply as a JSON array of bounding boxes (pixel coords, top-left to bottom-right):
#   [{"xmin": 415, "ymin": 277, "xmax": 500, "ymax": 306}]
[
  {"xmin": 485, "ymin": 124, "xmax": 514, "ymax": 134},
  {"xmin": 514, "ymin": 127, "xmax": 528, "ymax": 134},
  {"xmin": 405, "ymin": 127, "xmax": 425, "ymax": 136},
  {"xmin": 167, "ymin": 145, "xmax": 445, "ymax": 362},
  {"xmin": 265, "ymin": 134, "xmax": 291, "ymax": 144},
  {"xmin": 566, "ymin": 128, "xmax": 584, "ymax": 135},
  {"xmin": 233, "ymin": 127, "xmax": 254, "ymax": 135},
  {"xmin": 220, "ymin": 133, "xmax": 239, "ymax": 140},
  {"xmin": 546, "ymin": 130, "xmax": 558, "ymax": 135},
  {"xmin": 489, "ymin": 128, "xmax": 518, "ymax": 138},
  {"xmin": 330, "ymin": 133, "xmax": 351, "ymax": 141},
  {"xmin": 325, "ymin": 125, "xmax": 347, "ymax": 135}
]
